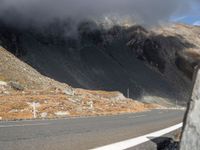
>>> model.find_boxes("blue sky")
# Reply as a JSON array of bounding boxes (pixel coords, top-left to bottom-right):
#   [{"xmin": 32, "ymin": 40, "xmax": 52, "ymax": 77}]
[
  {"xmin": 171, "ymin": 3, "xmax": 200, "ymax": 25},
  {"xmin": 172, "ymin": 15, "xmax": 200, "ymax": 25}
]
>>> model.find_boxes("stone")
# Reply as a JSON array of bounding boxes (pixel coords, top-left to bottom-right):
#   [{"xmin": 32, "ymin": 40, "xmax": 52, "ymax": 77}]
[
  {"xmin": 111, "ymin": 92, "xmax": 126, "ymax": 102},
  {"xmin": 27, "ymin": 102, "xmax": 40, "ymax": 108},
  {"xmin": 3, "ymin": 91, "xmax": 10, "ymax": 95},
  {"xmin": 55, "ymin": 111, "xmax": 69, "ymax": 116},
  {"xmin": 40, "ymin": 112, "xmax": 48, "ymax": 118},
  {"xmin": 154, "ymin": 138, "xmax": 179, "ymax": 150},
  {"xmin": 0, "ymin": 81, "xmax": 7, "ymax": 86},
  {"xmin": 86, "ymin": 101, "xmax": 94, "ymax": 110},
  {"xmin": 9, "ymin": 81, "xmax": 24, "ymax": 91},
  {"xmin": 180, "ymin": 66, "xmax": 200, "ymax": 150},
  {"xmin": 9, "ymin": 109, "xmax": 19, "ymax": 113},
  {"xmin": 0, "ymin": 81, "xmax": 8, "ymax": 92},
  {"xmin": 62, "ymin": 87, "xmax": 75, "ymax": 96}
]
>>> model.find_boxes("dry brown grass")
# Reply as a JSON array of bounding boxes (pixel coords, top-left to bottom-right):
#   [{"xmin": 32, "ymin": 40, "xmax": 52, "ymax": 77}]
[
  {"xmin": 0, "ymin": 89, "xmax": 160, "ymax": 120},
  {"xmin": 0, "ymin": 75, "xmax": 7, "ymax": 81}
]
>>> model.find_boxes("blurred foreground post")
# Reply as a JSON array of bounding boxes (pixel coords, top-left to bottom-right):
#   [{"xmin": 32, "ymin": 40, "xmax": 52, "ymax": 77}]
[{"xmin": 180, "ymin": 66, "xmax": 200, "ymax": 150}]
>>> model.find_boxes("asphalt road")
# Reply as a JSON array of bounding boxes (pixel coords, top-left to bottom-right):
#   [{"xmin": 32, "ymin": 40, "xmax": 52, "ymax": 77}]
[{"xmin": 0, "ymin": 109, "xmax": 184, "ymax": 150}]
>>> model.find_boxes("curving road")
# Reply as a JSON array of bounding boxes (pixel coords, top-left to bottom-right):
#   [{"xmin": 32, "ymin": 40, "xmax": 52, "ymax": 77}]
[{"xmin": 0, "ymin": 109, "xmax": 184, "ymax": 150}]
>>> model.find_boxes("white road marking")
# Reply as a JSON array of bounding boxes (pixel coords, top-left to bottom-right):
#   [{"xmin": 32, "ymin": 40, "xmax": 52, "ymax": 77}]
[
  {"xmin": 0, "ymin": 123, "xmax": 50, "ymax": 128},
  {"xmin": 92, "ymin": 123, "xmax": 183, "ymax": 150}
]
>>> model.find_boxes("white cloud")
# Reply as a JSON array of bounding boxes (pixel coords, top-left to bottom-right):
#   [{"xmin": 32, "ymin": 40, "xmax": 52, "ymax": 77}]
[
  {"xmin": 0, "ymin": 0, "xmax": 199, "ymax": 26},
  {"xmin": 172, "ymin": 16, "xmax": 187, "ymax": 22},
  {"xmin": 193, "ymin": 21, "xmax": 200, "ymax": 26}
]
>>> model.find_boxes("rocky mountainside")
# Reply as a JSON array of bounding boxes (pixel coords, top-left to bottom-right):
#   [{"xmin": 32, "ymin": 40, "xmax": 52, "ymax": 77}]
[
  {"xmin": 0, "ymin": 46, "xmax": 68, "ymax": 90},
  {"xmin": 127, "ymin": 24, "xmax": 200, "ymax": 104},
  {"xmin": 1, "ymin": 46, "xmax": 159, "ymax": 120},
  {"xmin": 0, "ymin": 21, "xmax": 199, "ymax": 105}
]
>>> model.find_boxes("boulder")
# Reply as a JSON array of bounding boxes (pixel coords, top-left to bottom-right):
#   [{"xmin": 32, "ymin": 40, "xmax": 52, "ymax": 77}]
[
  {"xmin": 0, "ymin": 81, "xmax": 7, "ymax": 86},
  {"xmin": 180, "ymin": 66, "xmax": 200, "ymax": 150},
  {"xmin": 0, "ymin": 81, "xmax": 8, "ymax": 92},
  {"xmin": 40, "ymin": 112, "xmax": 48, "ymax": 118},
  {"xmin": 62, "ymin": 87, "xmax": 75, "ymax": 96},
  {"xmin": 110, "ymin": 92, "xmax": 126, "ymax": 102},
  {"xmin": 9, "ymin": 81, "xmax": 24, "ymax": 91},
  {"xmin": 55, "ymin": 111, "xmax": 70, "ymax": 116}
]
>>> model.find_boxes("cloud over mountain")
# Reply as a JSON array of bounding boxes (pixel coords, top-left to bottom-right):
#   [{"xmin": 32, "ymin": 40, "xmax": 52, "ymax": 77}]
[{"xmin": 0, "ymin": 0, "xmax": 199, "ymax": 26}]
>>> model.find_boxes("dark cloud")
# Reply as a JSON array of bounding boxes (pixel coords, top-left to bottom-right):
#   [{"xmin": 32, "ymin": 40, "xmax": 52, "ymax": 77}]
[{"xmin": 0, "ymin": 0, "xmax": 199, "ymax": 26}]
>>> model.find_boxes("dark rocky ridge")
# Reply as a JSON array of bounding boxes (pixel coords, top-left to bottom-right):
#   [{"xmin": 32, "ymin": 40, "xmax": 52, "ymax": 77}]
[{"xmin": 0, "ymin": 21, "xmax": 199, "ymax": 105}]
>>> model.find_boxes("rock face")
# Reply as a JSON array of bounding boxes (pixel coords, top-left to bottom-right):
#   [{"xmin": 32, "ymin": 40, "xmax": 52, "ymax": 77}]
[
  {"xmin": 1, "ymin": 22, "xmax": 199, "ymax": 104},
  {"xmin": 180, "ymin": 66, "xmax": 200, "ymax": 150}
]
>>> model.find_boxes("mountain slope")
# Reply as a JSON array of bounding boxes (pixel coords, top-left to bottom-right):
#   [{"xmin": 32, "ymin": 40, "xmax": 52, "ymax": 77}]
[
  {"xmin": 0, "ymin": 46, "xmax": 159, "ymax": 120},
  {"xmin": 0, "ymin": 46, "xmax": 67, "ymax": 90},
  {"xmin": 0, "ymin": 22, "xmax": 199, "ymax": 105}
]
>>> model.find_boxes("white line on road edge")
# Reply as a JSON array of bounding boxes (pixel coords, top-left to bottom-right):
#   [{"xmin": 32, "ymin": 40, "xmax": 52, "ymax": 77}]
[
  {"xmin": 92, "ymin": 123, "xmax": 183, "ymax": 150},
  {"xmin": 0, "ymin": 123, "xmax": 50, "ymax": 128}
]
